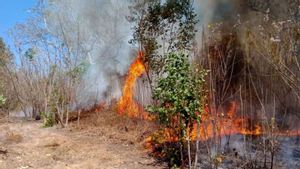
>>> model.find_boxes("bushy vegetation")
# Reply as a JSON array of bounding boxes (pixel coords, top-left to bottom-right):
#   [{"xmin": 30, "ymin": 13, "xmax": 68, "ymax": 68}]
[
  {"xmin": 128, "ymin": 0, "xmax": 198, "ymax": 90},
  {"xmin": 0, "ymin": 37, "xmax": 13, "ymax": 111},
  {"xmin": 41, "ymin": 112, "xmax": 55, "ymax": 127},
  {"xmin": 147, "ymin": 52, "xmax": 206, "ymax": 167},
  {"xmin": 147, "ymin": 53, "xmax": 206, "ymax": 128}
]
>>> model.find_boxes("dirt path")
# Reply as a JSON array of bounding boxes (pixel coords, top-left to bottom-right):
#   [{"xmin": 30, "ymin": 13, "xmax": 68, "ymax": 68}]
[{"xmin": 0, "ymin": 117, "xmax": 161, "ymax": 169}]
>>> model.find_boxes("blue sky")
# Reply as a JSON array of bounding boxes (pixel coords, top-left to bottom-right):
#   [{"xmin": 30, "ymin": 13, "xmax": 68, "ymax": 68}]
[{"xmin": 0, "ymin": 0, "xmax": 36, "ymax": 48}]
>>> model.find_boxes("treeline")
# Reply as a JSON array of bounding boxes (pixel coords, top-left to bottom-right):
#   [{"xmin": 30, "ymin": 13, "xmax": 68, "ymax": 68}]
[{"xmin": 0, "ymin": 2, "xmax": 87, "ymax": 125}]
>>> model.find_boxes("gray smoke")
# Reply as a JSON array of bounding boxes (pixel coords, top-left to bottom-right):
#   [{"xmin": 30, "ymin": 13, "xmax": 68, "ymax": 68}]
[
  {"xmin": 44, "ymin": 0, "xmax": 241, "ymax": 109},
  {"xmin": 194, "ymin": 0, "xmax": 238, "ymax": 24},
  {"xmin": 45, "ymin": 0, "xmax": 134, "ymax": 108},
  {"xmin": 194, "ymin": 0, "xmax": 299, "ymax": 24},
  {"xmin": 43, "ymin": 0, "xmax": 299, "ymax": 109}
]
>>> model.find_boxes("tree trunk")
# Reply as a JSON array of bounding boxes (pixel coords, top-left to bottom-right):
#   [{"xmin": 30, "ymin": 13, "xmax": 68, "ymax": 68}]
[{"xmin": 187, "ymin": 138, "xmax": 192, "ymax": 169}]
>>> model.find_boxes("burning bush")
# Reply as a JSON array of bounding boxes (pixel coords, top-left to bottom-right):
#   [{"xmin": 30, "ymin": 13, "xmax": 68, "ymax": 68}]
[{"xmin": 146, "ymin": 52, "xmax": 207, "ymax": 168}]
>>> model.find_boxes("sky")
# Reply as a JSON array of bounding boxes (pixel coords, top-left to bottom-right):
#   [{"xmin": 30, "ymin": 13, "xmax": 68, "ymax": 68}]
[{"xmin": 0, "ymin": 0, "xmax": 36, "ymax": 49}]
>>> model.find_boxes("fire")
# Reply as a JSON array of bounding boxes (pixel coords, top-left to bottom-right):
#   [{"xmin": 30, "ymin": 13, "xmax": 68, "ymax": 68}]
[
  {"xmin": 115, "ymin": 54, "xmax": 300, "ymax": 149},
  {"xmin": 191, "ymin": 101, "xmax": 263, "ymax": 141},
  {"xmin": 117, "ymin": 51, "xmax": 149, "ymax": 119},
  {"xmin": 146, "ymin": 101, "xmax": 300, "ymax": 150}
]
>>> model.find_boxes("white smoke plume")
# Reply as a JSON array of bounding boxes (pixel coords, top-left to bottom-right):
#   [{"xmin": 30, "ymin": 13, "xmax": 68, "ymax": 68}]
[
  {"xmin": 45, "ymin": 0, "xmax": 135, "ymax": 108},
  {"xmin": 43, "ymin": 0, "xmax": 293, "ymax": 109},
  {"xmin": 43, "ymin": 0, "xmax": 239, "ymax": 109}
]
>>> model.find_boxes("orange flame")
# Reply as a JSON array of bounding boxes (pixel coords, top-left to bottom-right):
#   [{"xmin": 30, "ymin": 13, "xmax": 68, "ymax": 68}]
[
  {"xmin": 189, "ymin": 101, "xmax": 300, "ymax": 141},
  {"xmin": 190, "ymin": 101, "xmax": 263, "ymax": 141},
  {"xmin": 117, "ymin": 51, "xmax": 149, "ymax": 119},
  {"xmin": 114, "ymin": 54, "xmax": 300, "ymax": 150},
  {"xmin": 146, "ymin": 101, "xmax": 300, "ymax": 150}
]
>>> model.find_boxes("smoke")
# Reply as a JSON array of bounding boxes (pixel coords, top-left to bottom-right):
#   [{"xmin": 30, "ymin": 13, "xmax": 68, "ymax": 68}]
[
  {"xmin": 194, "ymin": 0, "xmax": 298, "ymax": 25},
  {"xmin": 45, "ymin": 0, "xmax": 134, "ymax": 108},
  {"xmin": 43, "ymin": 0, "xmax": 256, "ymax": 110},
  {"xmin": 43, "ymin": 0, "xmax": 299, "ymax": 109},
  {"xmin": 194, "ymin": 0, "xmax": 239, "ymax": 24}
]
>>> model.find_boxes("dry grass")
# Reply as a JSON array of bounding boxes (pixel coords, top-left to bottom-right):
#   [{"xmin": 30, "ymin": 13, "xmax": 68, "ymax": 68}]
[
  {"xmin": 5, "ymin": 131, "xmax": 23, "ymax": 143},
  {"xmin": 0, "ymin": 108, "xmax": 162, "ymax": 169},
  {"xmin": 70, "ymin": 106, "xmax": 158, "ymax": 145}
]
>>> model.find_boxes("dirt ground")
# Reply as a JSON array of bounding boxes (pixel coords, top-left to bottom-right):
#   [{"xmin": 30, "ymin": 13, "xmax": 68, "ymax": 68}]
[{"xmin": 0, "ymin": 111, "xmax": 163, "ymax": 169}]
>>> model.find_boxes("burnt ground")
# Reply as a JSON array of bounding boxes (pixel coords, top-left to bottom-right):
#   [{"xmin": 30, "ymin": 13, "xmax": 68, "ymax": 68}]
[{"xmin": 0, "ymin": 111, "xmax": 163, "ymax": 169}]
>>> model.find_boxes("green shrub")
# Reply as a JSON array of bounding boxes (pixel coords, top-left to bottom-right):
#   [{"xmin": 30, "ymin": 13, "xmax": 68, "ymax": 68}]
[
  {"xmin": 0, "ymin": 94, "xmax": 6, "ymax": 106},
  {"xmin": 41, "ymin": 112, "xmax": 54, "ymax": 127},
  {"xmin": 147, "ymin": 53, "xmax": 206, "ymax": 134},
  {"xmin": 146, "ymin": 52, "xmax": 207, "ymax": 166}
]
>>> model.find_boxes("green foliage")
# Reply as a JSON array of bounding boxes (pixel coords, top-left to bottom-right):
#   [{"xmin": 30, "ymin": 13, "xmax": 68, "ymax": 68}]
[
  {"xmin": 0, "ymin": 37, "xmax": 12, "ymax": 66},
  {"xmin": 0, "ymin": 38, "xmax": 11, "ymax": 109},
  {"xmin": 146, "ymin": 52, "xmax": 206, "ymax": 167},
  {"xmin": 0, "ymin": 94, "xmax": 6, "ymax": 106},
  {"xmin": 147, "ymin": 53, "xmax": 206, "ymax": 131},
  {"xmin": 128, "ymin": 0, "xmax": 198, "ymax": 74},
  {"xmin": 24, "ymin": 48, "xmax": 36, "ymax": 61},
  {"xmin": 67, "ymin": 61, "xmax": 90, "ymax": 79},
  {"xmin": 41, "ymin": 112, "xmax": 54, "ymax": 127}
]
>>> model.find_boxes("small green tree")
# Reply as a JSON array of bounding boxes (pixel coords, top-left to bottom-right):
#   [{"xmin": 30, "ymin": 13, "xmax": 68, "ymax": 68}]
[
  {"xmin": 128, "ymin": 0, "xmax": 198, "ymax": 90},
  {"xmin": 147, "ymin": 52, "xmax": 207, "ymax": 167}
]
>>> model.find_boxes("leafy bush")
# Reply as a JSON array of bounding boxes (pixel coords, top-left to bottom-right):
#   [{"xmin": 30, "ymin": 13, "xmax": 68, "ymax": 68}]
[
  {"xmin": 146, "ymin": 52, "xmax": 207, "ymax": 166},
  {"xmin": 41, "ymin": 112, "xmax": 54, "ymax": 127},
  {"xmin": 147, "ymin": 53, "xmax": 206, "ymax": 133}
]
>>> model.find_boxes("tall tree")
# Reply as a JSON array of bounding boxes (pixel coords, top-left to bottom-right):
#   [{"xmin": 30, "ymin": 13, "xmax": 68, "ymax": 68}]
[
  {"xmin": 0, "ymin": 37, "xmax": 15, "ymax": 110},
  {"xmin": 128, "ymin": 0, "xmax": 198, "ymax": 87}
]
